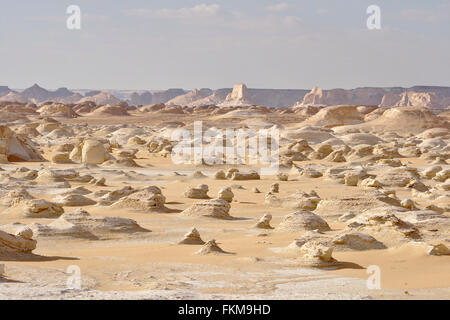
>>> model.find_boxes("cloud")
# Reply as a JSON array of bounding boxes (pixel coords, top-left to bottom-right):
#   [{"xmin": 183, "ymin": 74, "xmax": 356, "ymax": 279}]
[
  {"xmin": 400, "ymin": 9, "xmax": 440, "ymax": 23},
  {"xmin": 125, "ymin": 4, "xmax": 221, "ymax": 20},
  {"xmin": 283, "ymin": 16, "xmax": 303, "ymax": 27},
  {"xmin": 399, "ymin": 4, "xmax": 450, "ymax": 23},
  {"xmin": 123, "ymin": 3, "xmax": 306, "ymax": 35},
  {"xmin": 83, "ymin": 13, "xmax": 109, "ymax": 22},
  {"xmin": 24, "ymin": 15, "xmax": 64, "ymax": 23},
  {"xmin": 265, "ymin": 3, "xmax": 292, "ymax": 12}
]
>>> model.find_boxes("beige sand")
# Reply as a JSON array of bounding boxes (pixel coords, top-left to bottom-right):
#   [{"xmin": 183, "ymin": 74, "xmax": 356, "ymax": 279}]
[{"xmin": 1, "ymin": 107, "xmax": 449, "ymax": 300}]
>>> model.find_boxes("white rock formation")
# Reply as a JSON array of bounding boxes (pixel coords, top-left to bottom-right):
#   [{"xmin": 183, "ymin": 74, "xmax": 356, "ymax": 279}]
[{"xmin": 218, "ymin": 83, "xmax": 253, "ymax": 107}]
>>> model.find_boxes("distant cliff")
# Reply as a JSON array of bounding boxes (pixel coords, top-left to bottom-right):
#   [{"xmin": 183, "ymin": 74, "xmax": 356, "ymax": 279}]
[{"xmin": 1, "ymin": 83, "xmax": 449, "ymax": 109}]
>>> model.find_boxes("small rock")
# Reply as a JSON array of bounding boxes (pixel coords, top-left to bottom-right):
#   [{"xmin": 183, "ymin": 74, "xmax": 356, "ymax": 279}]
[
  {"xmin": 427, "ymin": 244, "xmax": 450, "ymax": 256},
  {"xmin": 214, "ymin": 170, "xmax": 226, "ymax": 180},
  {"xmin": 196, "ymin": 240, "xmax": 233, "ymax": 255},
  {"xmin": 270, "ymin": 183, "xmax": 279, "ymax": 193},
  {"xmin": 178, "ymin": 228, "xmax": 205, "ymax": 245},
  {"xmin": 252, "ymin": 187, "xmax": 261, "ymax": 193},
  {"xmin": 254, "ymin": 214, "xmax": 273, "ymax": 229},
  {"xmin": 218, "ymin": 187, "xmax": 234, "ymax": 203}
]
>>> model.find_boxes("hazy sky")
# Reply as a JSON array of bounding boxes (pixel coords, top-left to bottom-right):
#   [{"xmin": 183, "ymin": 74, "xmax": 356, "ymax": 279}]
[{"xmin": 0, "ymin": 0, "xmax": 449, "ymax": 90}]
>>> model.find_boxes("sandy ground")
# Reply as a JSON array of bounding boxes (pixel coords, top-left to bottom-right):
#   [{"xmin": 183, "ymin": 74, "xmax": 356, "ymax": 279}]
[
  {"xmin": 1, "ymin": 151, "xmax": 449, "ymax": 300},
  {"xmin": 0, "ymin": 109, "xmax": 449, "ymax": 300}
]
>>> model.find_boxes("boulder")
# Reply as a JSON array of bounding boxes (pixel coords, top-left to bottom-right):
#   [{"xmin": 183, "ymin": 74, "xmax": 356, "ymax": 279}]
[
  {"xmin": 230, "ymin": 171, "xmax": 260, "ymax": 180},
  {"xmin": 315, "ymin": 190, "xmax": 402, "ymax": 217},
  {"xmin": 81, "ymin": 140, "xmax": 111, "ymax": 164},
  {"xmin": 214, "ymin": 170, "xmax": 226, "ymax": 180},
  {"xmin": 265, "ymin": 190, "xmax": 321, "ymax": 210},
  {"xmin": 110, "ymin": 186, "xmax": 167, "ymax": 212},
  {"xmin": 376, "ymin": 167, "xmax": 420, "ymax": 187},
  {"xmin": 181, "ymin": 198, "xmax": 232, "ymax": 220},
  {"xmin": 51, "ymin": 152, "xmax": 72, "ymax": 164},
  {"xmin": 9, "ymin": 199, "xmax": 64, "ymax": 218},
  {"xmin": 184, "ymin": 185, "xmax": 210, "ymax": 199},
  {"xmin": 196, "ymin": 239, "xmax": 233, "ymax": 255},
  {"xmin": 277, "ymin": 210, "xmax": 331, "ymax": 232},
  {"xmin": 0, "ymin": 125, "xmax": 44, "ymax": 162},
  {"xmin": 427, "ymin": 244, "xmax": 450, "ymax": 256},
  {"xmin": 0, "ymin": 229, "xmax": 37, "ymax": 259},
  {"xmin": 218, "ymin": 187, "xmax": 234, "ymax": 203},
  {"xmin": 253, "ymin": 214, "xmax": 273, "ymax": 229},
  {"xmin": 332, "ymin": 232, "xmax": 386, "ymax": 251},
  {"xmin": 54, "ymin": 194, "xmax": 97, "ymax": 207},
  {"xmin": 29, "ymin": 208, "xmax": 149, "ymax": 239},
  {"xmin": 270, "ymin": 183, "xmax": 279, "ymax": 193},
  {"xmin": 298, "ymin": 241, "xmax": 338, "ymax": 268}
]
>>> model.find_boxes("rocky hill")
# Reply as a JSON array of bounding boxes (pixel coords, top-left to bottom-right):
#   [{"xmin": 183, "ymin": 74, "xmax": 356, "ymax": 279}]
[
  {"xmin": 1, "ymin": 83, "xmax": 450, "ymax": 109},
  {"xmin": 295, "ymin": 86, "xmax": 450, "ymax": 110}
]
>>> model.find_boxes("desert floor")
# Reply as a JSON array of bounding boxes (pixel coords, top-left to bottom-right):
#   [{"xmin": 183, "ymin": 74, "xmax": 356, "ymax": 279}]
[{"xmin": 1, "ymin": 110, "xmax": 449, "ymax": 300}]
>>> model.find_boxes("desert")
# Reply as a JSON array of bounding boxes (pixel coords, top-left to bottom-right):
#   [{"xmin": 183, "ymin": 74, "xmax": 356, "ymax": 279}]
[{"xmin": 0, "ymin": 81, "xmax": 449, "ymax": 300}]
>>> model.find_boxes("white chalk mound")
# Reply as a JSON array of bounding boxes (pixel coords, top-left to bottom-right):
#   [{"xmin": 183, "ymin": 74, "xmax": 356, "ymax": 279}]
[
  {"xmin": 277, "ymin": 210, "xmax": 331, "ymax": 232},
  {"xmin": 181, "ymin": 198, "xmax": 232, "ymax": 220}
]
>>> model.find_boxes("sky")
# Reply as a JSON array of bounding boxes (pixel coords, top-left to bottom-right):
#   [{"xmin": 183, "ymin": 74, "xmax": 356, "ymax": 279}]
[{"xmin": 0, "ymin": 0, "xmax": 449, "ymax": 91}]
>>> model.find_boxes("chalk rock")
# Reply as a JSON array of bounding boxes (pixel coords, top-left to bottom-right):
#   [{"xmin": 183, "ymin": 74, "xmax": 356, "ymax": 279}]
[
  {"xmin": 219, "ymin": 83, "xmax": 253, "ymax": 107},
  {"xmin": 309, "ymin": 144, "xmax": 333, "ymax": 160},
  {"xmin": 270, "ymin": 183, "xmax": 279, "ymax": 193},
  {"xmin": 254, "ymin": 214, "xmax": 273, "ymax": 229},
  {"xmin": 301, "ymin": 167, "xmax": 323, "ymax": 178},
  {"xmin": 196, "ymin": 239, "xmax": 233, "ymax": 255},
  {"xmin": 400, "ymin": 199, "xmax": 417, "ymax": 210},
  {"xmin": 110, "ymin": 186, "xmax": 167, "ymax": 212},
  {"xmin": 218, "ymin": 187, "xmax": 234, "ymax": 203},
  {"xmin": 192, "ymin": 171, "xmax": 207, "ymax": 178},
  {"xmin": 376, "ymin": 167, "xmax": 419, "ymax": 187},
  {"xmin": 332, "ymin": 232, "xmax": 386, "ymax": 251},
  {"xmin": 51, "ymin": 152, "xmax": 72, "ymax": 164},
  {"xmin": 11, "ymin": 199, "xmax": 64, "ymax": 218},
  {"xmin": 265, "ymin": 190, "xmax": 321, "ymax": 210},
  {"xmin": 0, "ymin": 229, "xmax": 37, "ymax": 258},
  {"xmin": 434, "ymin": 169, "xmax": 450, "ymax": 182},
  {"xmin": 81, "ymin": 139, "xmax": 111, "ymax": 164},
  {"xmin": 299, "ymin": 241, "xmax": 338, "ymax": 268},
  {"xmin": 214, "ymin": 170, "xmax": 226, "ymax": 180},
  {"xmin": 30, "ymin": 208, "xmax": 149, "ymax": 239},
  {"xmin": 181, "ymin": 198, "xmax": 232, "ymax": 219},
  {"xmin": 339, "ymin": 212, "xmax": 357, "ymax": 222},
  {"xmin": 178, "ymin": 228, "xmax": 205, "ymax": 245},
  {"xmin": 406, "ymin": 179, "xmax": 429, "ymax": 192},
  {"xmin": 15, "ymin": 226, "xmax": 34, "ymax": 240},
  {"xmin": 315, "ymin": 190, "xmax": 402, "ymax": 217},
  {"xmin": 427, "ymin": 244, "xmax": 450, "ymax": 256},
  {"xmin": 226, "ymin": 168, "xmax": 239, "ymax": 179},
  {"xmin": 277, "ymin": 210, "xmax": 331, "ymax": 232},
  {"xmin": 231, "ymin": 171, "xmax": 260, "ymax": 180},
  {"xmin": 102, "ymin": 158, "xmax": 140, "ymax": 168},
  {"xmin": 252, "ymin": 187, "xmax": 261, "ymax": 193},
  {"xmin": 422, "ymin": 166, "xmax": 442, "ymax": 179},
  {"xmin": 344, "ymin": 173, "xmax": 359, "ymax": 186},
  {"xmin": 2, "ymin": 189, "xmax": 34, "ymax": 207},
  {"xmin": 98, "ymin": 186, "xmax": 137, "ymax": 206},
  {"xmin": 184, "ymin": 185, "xmax": 210, "ymax": 199},
  {"xmin": 54, "ymin": 194, "xmax": 97, "ymax": 207},
  {"xmin": 0, "ymin": 125, "xmax": 44, "ymax": 162},
  {"xmin": 360, "ymin": 178, "xmax": 380, "ymax": 188},
  {"xmin": 435, "ymin": 182, "xmax": 450, "ymax": 191},
  {"xmin": 347, "ymin": 210, "xmax": 421, "ymax": 240}
]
